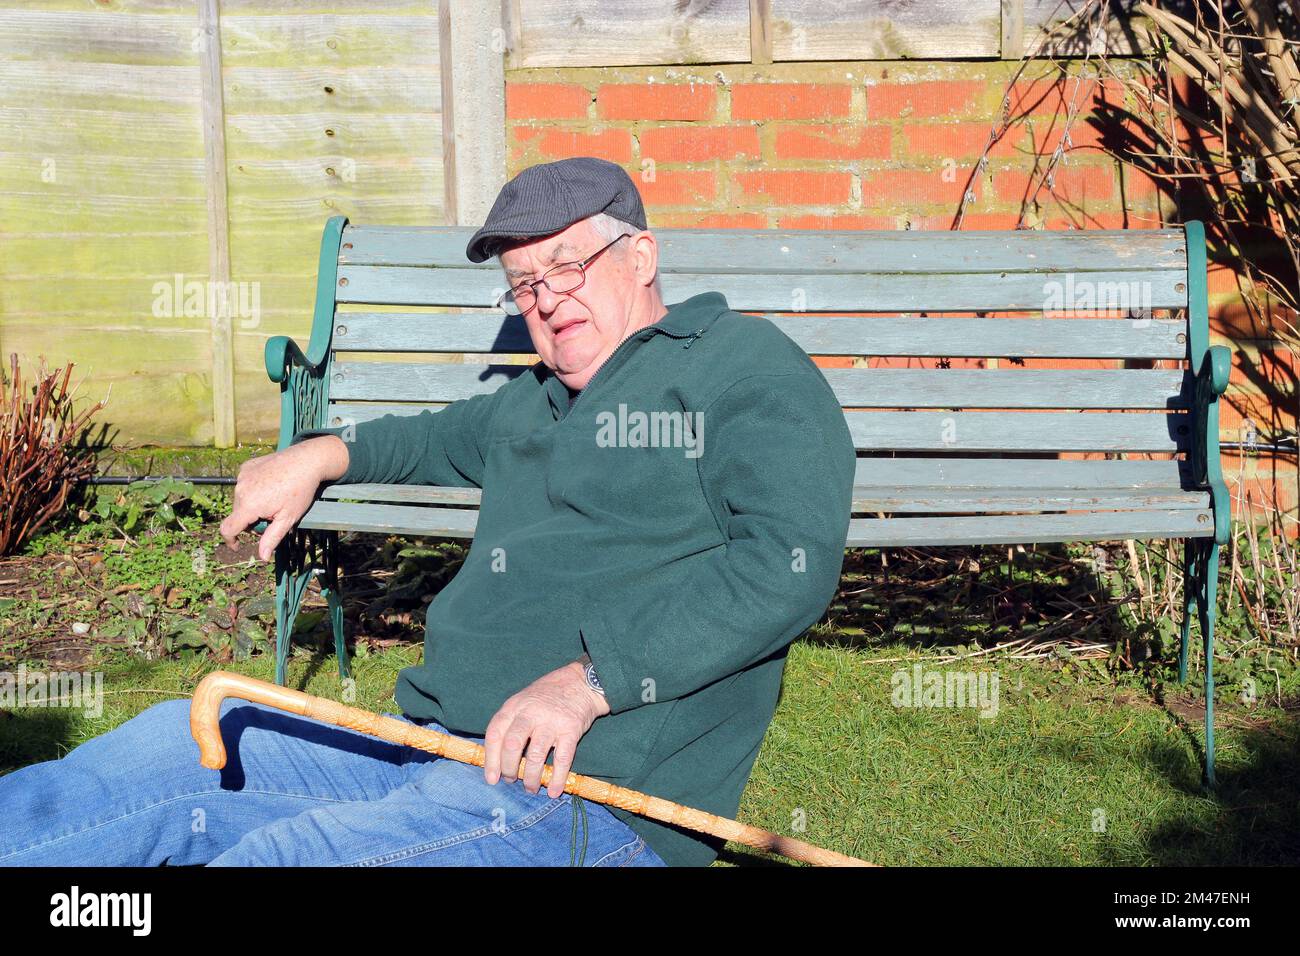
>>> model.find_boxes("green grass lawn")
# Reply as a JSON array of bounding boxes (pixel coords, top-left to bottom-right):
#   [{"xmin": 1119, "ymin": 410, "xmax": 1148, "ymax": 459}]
[{"xmin": 739, "ymin": 640, "xmax": 1299, "ymax": 866}]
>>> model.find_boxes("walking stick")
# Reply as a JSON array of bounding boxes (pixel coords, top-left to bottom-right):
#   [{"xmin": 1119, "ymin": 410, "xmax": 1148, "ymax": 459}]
[{"xmin": 189, "ymin": 671, "xmax": 875, "ymax": 868}]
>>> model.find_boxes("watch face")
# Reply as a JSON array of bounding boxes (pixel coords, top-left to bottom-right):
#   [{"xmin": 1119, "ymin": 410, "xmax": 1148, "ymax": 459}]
[{"xmin": 584, "ymin": 662, "xmax": 604, "ymax": 693}]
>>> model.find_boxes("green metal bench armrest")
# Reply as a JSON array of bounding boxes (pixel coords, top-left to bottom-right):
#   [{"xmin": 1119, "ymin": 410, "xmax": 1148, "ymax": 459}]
[
  {"xmin": 264, "ymin": 215, "xmax": 349, "ymax": 452},
  {"xmin": 264, "ymin": 334, "xmax": 323, "ymax": 384},
  {"xmin": 255, "ymin": 216, "xmax": 350, "ymax": 537},
  {"xmin": 1183, "ymin": 221, "xmax": 1231, "ymax": 546},
  {"xmin": 264, "ymin": 214, "xmax": 348, "ymax": 383},
  {"xmin": 1195, "ymin": 345, "xmax": 1232, "ymax": 545}
]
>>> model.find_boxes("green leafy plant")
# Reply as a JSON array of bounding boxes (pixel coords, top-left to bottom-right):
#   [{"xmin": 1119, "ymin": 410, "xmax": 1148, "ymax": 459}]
[
  {"xmin": 384, "ymin": 540, "xmax": 466, "ymax": 603},
  {"xmin": 89, "ymin": 478, "xmax": 223, "ymax": 535}
]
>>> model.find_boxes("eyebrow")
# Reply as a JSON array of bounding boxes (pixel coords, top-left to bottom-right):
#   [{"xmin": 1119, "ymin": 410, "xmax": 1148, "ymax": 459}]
[{"xmin": 503, "ymin": 242, "xmax": 578, "ymax": 280}]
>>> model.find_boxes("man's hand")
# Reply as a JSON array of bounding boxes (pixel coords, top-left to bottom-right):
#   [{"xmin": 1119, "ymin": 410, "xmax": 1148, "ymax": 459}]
[
  {"xmin": 484, "ymin": 661, "xmax": 611, "ymax": 799},
  {"xmin": 219, "ymin": 436, "xmax": 351, "ymax": 561}
]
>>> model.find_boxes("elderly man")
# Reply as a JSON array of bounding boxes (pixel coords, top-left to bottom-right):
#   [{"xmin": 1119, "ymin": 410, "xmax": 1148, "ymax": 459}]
[{"xmin": 0, "ymin": 158, "xmax": 854, "ymax": 868}]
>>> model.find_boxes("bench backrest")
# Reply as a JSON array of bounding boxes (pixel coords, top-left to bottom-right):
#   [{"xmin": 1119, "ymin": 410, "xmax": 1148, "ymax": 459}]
[{"xmin": 298, "ymin": 219, "xmax": 1209, "ymax": 493}]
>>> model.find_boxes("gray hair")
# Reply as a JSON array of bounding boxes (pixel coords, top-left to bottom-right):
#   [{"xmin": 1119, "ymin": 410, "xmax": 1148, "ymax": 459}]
[
  {"xmin": 587, "ymin": 213, "xmax": 664, "ymax": 298},
  {"xmin": 498, "ymin": 212, "xmax": 663, "ymax": 298}
]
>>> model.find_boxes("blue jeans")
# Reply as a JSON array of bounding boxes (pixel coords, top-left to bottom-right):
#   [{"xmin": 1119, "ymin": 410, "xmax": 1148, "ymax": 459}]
[{"xmin": 0, "ymin": 697, "xmax": 666, "ymax": 867}]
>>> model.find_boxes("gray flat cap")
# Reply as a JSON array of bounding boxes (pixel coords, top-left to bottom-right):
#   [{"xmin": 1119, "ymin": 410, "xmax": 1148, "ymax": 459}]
[{"xmin": 465, "ymin": 157, "xmax": 648, "ymax": 264}]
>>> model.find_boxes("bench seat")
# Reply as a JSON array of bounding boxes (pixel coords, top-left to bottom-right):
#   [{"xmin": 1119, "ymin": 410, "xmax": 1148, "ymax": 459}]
[{"xmin": 306, "ymin": 480, "xmax": 1214, "ymax": 546}]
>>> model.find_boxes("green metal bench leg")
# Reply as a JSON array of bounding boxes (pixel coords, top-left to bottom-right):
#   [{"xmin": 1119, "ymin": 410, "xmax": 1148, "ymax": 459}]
[
  {"xmin": 319, "ymin": 531, "xmax": 351, "ymax": 681},
  {"xmin": 273, "ymin": 530, "xmax": 314, "ymax": 686},
  {"xmin": 1177, "ymin": 536, "xmax": 1219, "ymax": 787},
  {"xmin": 1199, "ymin": 538, "xmax": 1220, "ymax": 788},
  {"xmin": 272, "ymin": 529, "xmax": 349, "ymax": 686},
  {"xmin": 1177, "ymin": 537, "xmax": 1195, "ymax": 684}
]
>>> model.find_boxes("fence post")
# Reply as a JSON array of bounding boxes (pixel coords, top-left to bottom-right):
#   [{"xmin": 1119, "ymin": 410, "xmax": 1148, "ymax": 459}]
[
  {"xmin": 198, "ymin": 0, "xmax": 235, "ymax": 447},
  {"xmin": 1001, "ymin": 0, "xmax": 1024, "ymax": 59},
  {"xmin": 439, "ymin": 0, "xmax": 507, "ymax": 228}
]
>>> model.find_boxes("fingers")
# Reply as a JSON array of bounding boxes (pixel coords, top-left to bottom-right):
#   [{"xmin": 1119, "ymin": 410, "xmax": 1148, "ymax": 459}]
[
  {"xmin": 547, "ymin": 738, "xmax": 577, "ymax": 799},
  {"xmin": 256, "ymin": 512, "xmax": 295, "ymax": 562},
  {"xmin": 219, "ymin": 502, "xmax": 254, "ymax": 550},
  {"xmin": 497, "ymin": 717, "xmax": 532, "ymax": 786},
  {"xmin": 486, "ymin": 710, "xmax": 556, "ymax": 794},
  {"xmin": 482, "ymin": 707, "xmax": 512, "ymax": 786},
  {"xmin": 220, "ymin": 501, "xmax": 295, "ymax": 561},
  {"xmin": 522, "ymin": 728, "xmax": 556, "ymax": 795},
  {"xmin": 219, "ymin": 463, "xmax": 259, "ymax": 549},
  {"xmin": 218, "ymin": 515, "xmax": 238, "ymax": 550},
  {"xmin": 483, "ymin": 677, "xmax": 590, "ymax": 798}
]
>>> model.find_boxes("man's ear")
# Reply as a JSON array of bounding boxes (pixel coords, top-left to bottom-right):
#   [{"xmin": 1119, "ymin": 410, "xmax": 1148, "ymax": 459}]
[{"xmin": 630, "ymin": 231, "xmax": 659, "ymax": 288}]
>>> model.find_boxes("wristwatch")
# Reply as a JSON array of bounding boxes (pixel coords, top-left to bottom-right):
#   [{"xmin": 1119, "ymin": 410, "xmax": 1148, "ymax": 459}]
[{"xmin": 576, "ymin": 652, "xmax": 604, "ymax": 696}]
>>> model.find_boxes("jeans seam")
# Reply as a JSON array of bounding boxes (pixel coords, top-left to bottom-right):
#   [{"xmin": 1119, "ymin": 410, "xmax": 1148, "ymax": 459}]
[
  {"xmin": 617, "ymin": 840, "xmax": 648, "ymax": 867},
  {"xmin": 343, "ymin": 795, "xmax": 576, "ymax": 867},
  {"xmin": 0, "ymin": 788, "xmax": 355, "ymax": 863},
  {"xmin": 588, "ymin": 835, "xmax": 643, "ymax": 867}
]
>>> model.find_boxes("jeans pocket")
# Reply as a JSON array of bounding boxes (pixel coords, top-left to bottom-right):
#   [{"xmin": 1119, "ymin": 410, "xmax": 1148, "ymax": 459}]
[{"xmin": 590, "ymin": 835, "xmax": 659, "ymax": 867}]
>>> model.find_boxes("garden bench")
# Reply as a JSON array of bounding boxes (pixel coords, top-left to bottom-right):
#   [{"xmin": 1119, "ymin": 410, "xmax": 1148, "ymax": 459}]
[{"xmin": 264, "ymin": 216, "xmax": 1230, "ymax": 784}]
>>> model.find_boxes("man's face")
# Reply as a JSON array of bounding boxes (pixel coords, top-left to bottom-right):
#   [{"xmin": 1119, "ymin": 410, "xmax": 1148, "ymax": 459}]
[{"xmin": 499, "ymin": 219, "xmax": 642, "ymax": 391}]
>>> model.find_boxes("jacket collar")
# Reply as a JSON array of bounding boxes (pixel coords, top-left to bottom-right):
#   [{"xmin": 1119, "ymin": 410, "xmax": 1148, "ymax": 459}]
[
  {"xmin": 542, "ymin": 292, "xmax": 731, "ymax": 417},
  {"xmin": 654, "ymin": 290, "xmax": 731, "ymax": 334}
]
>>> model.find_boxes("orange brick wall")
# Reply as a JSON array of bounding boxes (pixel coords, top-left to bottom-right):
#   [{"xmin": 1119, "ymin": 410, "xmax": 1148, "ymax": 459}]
[{"xmin": 505, "ymin": 61, "xmax": 1298, "ymax": 537}]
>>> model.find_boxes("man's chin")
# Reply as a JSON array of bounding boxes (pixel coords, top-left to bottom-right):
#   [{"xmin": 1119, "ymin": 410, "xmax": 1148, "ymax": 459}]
[{"xmin": 551, "ymin": 352, "xmax": 603, "ymax": 390}]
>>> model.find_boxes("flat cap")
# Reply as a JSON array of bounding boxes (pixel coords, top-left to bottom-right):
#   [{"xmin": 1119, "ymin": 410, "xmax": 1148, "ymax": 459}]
[{"xmin": 465, "ymin": 157, "xmax": 647, "ymax": 264}]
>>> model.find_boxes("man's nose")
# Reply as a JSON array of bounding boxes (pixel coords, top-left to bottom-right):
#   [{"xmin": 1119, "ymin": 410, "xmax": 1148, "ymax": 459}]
[{"xmin": 534, "ymin": 280, "xmax": 565, "ymax": 314}]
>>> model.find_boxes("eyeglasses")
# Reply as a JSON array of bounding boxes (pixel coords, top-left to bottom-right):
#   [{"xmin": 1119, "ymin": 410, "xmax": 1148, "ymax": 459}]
[{"xmin": 495, "ymin": 233, "xmax": 629, "ymax": 316}]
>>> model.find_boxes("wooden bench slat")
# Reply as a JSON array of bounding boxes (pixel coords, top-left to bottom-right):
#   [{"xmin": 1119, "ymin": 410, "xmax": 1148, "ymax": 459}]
[
  {"xmin": 299, "ymin": 500, "xmax": 478, "ymax": 539},
  {"xmin": 846, "ymin": 508, "xmax": 1214, "ymax": 547},
  {"xmin": 853, "ymin": 487, "xmax": 1208, "ymax": 512},
  {"xmin": 318, "ymin": 436, "xmax": 1187, "ymax": 488},
  {"xmin": 334, "ymin": 311, "xmax": 535, "ymax": 353},
  {"xmin": 322, "ymin": 481, "xmax": 1208, "ymax": 514},
  {"xmin": 340, "ymin": 225, "xmax": 1189, "ymax": 274},
  {"xmin": 844, "ymin": 411, "xmax": 1189, "ymax": 453},
  {"xmin": 323, "ymin": 483, "xmax": 482, "ymax": 505},
  {"xmin": 326, "ymin": 402, "xmax": 1191, "ymax": 453},
  {"xmin": 335, "ymin": 266, "xmax": 1190, "ymax": 312},
  {"xmin": 330, "ymin": 362, "xmax": 1189, "ymax": 410},
  {"xmin": 852, "ymin": 457, "xmax": 1190, "ymax": 488},
  {"xmin": 299, "ymin": 499, "xmax": 1212, "ymax": 545},
  {"xmin": 333, "ymin": 311, "xmax": 1188, "ymax": 360}
]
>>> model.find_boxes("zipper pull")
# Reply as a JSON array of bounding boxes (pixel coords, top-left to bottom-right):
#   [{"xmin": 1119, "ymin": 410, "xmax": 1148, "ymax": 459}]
[{"xmin": 683, "ymin": 328, "xmax": 706, "ymax": 349}]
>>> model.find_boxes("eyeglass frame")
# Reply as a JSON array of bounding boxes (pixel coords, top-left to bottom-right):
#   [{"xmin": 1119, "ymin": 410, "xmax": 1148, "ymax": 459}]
[{"xmin": 494, "ymin": 232, "xmax": 630, "ymax": 316}]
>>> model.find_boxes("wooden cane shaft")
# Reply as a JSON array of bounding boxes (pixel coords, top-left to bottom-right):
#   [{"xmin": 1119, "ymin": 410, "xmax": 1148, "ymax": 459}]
[{"xmin": 190, "ymin": 671, "xmax": 874, "ymax": 867}]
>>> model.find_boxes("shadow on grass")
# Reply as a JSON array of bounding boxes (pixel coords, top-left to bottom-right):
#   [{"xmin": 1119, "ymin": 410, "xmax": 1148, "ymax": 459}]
[
  {"xmin": 1138, "ymin": 717, "xmax": 1300, "ymax": 865},
  {"xmin": 715, "ymin": 846, "xmax": 792, "ymax": 867},
  {"xmin": 0, "ymin": 656, "xmax": 186, "ymax": 776},
  {"xmin": 0, "ymin": 708, "xmax": 84, "ymax": 776},
  {"xmin": 1017, "ymin": 711, "xmax": 1299, "ymax": 865}
]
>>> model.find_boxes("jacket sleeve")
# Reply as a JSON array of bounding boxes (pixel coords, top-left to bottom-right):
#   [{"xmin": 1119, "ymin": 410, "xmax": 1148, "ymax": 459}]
[
  {"xmin": 577, "ymin": 368, "xmax": 856, "ymax": 715},
  {"xmin": 290, "ymin": 390, "xmax": 501, "ymax": 488}
]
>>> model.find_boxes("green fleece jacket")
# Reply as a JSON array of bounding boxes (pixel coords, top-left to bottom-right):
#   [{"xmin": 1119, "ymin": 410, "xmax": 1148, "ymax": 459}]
[{"xmin": 295, "ymin": 291, "xmax": 855, "ymax": 866}]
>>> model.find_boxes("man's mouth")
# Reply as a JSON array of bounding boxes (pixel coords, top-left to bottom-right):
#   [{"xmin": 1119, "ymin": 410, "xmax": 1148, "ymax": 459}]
[{"xmin": 552, "ymin": 318, "xmax": 587, "ymax": 340}]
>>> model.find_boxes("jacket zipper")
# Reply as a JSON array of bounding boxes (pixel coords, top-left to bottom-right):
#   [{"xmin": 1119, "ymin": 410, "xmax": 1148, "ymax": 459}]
[{"xmin": 562, "ymin": 324, "xmax": 707, "ymax": 420}]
